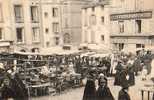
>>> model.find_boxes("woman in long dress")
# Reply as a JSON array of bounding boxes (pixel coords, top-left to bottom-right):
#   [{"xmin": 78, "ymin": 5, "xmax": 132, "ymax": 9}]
[
  {"xmin": 114, "ymin": 61, "xmax": 123, "ymax": 86},
  {"xmin": 82, "ymin": 69, "xmax": 96, "ymax": 100},
  {"xmin": 96, "ymin": 75, "xmax": 114, "ymax": 100}
]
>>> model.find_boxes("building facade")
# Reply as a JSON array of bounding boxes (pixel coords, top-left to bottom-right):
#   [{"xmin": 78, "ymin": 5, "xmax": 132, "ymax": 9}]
[
  {"xmin": 40, "ymin": 0, "xmax": 93, "ymax": 51},
  {"xmin": 81, "ymin": 0, "xmax": 111, "ymax": 50},
  {"xmin": 41, "ymin": 0, "xmax": 63, "ymax": 48},
  {"xmin": 110, "ymin": 0, "xmax": 154, "ymax": 52},
  {"xmin": 82, "ymin": 0, "xmax": 154, "ymax": 52},
  {"xmin": 0, "ymin": 0, "xmax": 42, "ymax": 52},
  {"xmin": 0, "ymin": 0, "xmax": 93, "ymax": 53},
  {"xmin": 61, "ymin": 0, "xmax": 92, "ymax": 47}
]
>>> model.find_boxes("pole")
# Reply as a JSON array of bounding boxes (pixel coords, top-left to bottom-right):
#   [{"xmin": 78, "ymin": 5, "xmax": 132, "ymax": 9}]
[{"xmin": 24, "ymin": 62, "xmax": 31, "ymax": 100}]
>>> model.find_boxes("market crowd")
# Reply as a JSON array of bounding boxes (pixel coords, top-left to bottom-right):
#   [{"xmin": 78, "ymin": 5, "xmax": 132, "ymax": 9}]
[
  {"xmin": 0, "ymin": 52, "xmax": 111, "ymax": 100},
  {"xmin": 83, "ymin": 49, "xmax": 154, "ymax": 100},
  {"xmin": 0, "ymin": 49, "xmax": 153, "ymax": 100}
]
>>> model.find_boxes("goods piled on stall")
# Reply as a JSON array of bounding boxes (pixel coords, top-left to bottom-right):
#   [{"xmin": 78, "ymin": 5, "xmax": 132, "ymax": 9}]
[{"xmin": 0, "ymin": 50, "xmax": 111, "ymax": 99}]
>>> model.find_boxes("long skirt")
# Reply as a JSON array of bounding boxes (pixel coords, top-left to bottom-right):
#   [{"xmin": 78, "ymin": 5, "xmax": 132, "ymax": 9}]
[{"xmin": 82, "ymin": 80, "xmax": 96, "ymax": 100}]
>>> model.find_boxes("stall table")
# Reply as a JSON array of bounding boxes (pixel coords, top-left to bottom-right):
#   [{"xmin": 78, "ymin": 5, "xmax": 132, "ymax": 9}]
[{"xmin": 28, "ymin": 82, "xmax": 50, "ymax": 96}]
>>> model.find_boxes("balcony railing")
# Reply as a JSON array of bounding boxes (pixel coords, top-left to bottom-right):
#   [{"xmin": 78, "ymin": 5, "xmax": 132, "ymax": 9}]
[{"xmin": 15, "ymin": 17, "xmax": 24, "ymax": 23}]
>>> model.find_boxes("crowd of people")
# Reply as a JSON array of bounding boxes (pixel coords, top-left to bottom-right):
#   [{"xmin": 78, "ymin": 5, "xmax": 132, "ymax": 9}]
[
  {"xmin": 83, "ymin": 49, "xmax": 154, "ymax": 100},
  {"xmin": 0, "ymin": 52, "xmax": 112, "ymax": 99},
  {"xmin": 0, "ymin": 49, "xmax": 153, "ymax": 100}
]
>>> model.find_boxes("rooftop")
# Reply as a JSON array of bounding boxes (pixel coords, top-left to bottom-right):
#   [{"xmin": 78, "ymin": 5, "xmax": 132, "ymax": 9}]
[{"xmin": 82, "ymin": 0, "xmax": 110, "ymax": 9}]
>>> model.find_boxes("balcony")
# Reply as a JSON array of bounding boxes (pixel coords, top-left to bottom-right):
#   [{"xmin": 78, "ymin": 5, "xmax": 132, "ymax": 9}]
[
  {"xmin": 15, "ymin": 17, "xmax": 24, "ymax": 23},
  {"xmin": 31, "ymin": 19, "xmax": 39, "ymax": 23}
]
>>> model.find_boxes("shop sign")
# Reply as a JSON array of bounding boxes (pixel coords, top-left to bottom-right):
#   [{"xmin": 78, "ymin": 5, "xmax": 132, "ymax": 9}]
[{"xmin": 110, "ymin": 11, "xmax": 152, "ymax": 21}]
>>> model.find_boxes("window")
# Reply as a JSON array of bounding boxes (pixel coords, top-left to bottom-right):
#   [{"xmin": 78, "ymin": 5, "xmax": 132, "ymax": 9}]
[
  {"xmin": 0, "ymin": 28, "xmax": 3, "ymax": 40},
  {"xmin": 52, "ymin": 8, "xmax": 58, "ymax": 17},
  {"xmin": 30, "ymin": 6, "xmax": 39, "ymax": 22},
  {"xmin": 92, "ymin": 7, "xmax": 95, "ymax": 12},
  {"xmin": 91, "ymin": 30, "xmax": 95, "ymax": 43},
  {"xmin": 118, "ymin": 21, "xmax": 124, "ymax": 33},
  {"xmin": 101, "ymin": 16, "xmax": 104, "ymax": 24},
  {"xmin": 101, "ymin": 5, "xmax": 104, "ymax": 10},
  {"xmin": 84, "ymin": 31, "xmax": 88, "ymax": 43},
  {"xmin": 55, "ymin": 37, "xmax": 60, "ymax": 45},
  {"xmin": 90, "ymin": 15, "xmax": 96, "ymax": 25},
  {"xmin": 53, "ymin": 23, "xmax": 59, "ymax": 33},
  {"xmin": 119, "ymin": 43, "xmax": 124, "ymax": 51},
  {"xmin": 136, "ymin": 20, "xmax": 142, "ymax": 33},
  {"xmin": 44, "ymin": 12, "xmax": 48, "ymax": 18},
  {"xmin": 65, "ymin": 18, "xmax": 68, "ymax": 27},
  {"xmin": 84, "ymin": 9, "xmax": 87, "ymax": 26},
  {"xmin": 45, "ymin": 28, "xmax": 49, "ymax": 33},
  {"xmin": 46, "ymin": 41, "xmax": 50, "ymax": 47},
  {"xmin": 32, "ymin": 27, "xmax": 40, "ymax": 42},
  {"xmin": 101, "ymin": 35, "xmax": 104, "ymax": 41},
  {"xmin": 136, "ymin": 44, "xmax": 145, "ymax": 48},
  {"xmin": 31, "ymin": 48, "xmax": 39, "ymax": 53},
  {"xmin": 14, "ymin": 5, "xmax": 23, "ymax": 23},
  {"xmin": 16, "ymin": 28, "xmax": 24, "ymax": 43},
  {"xmin": 0, "ymin": 4, "xmax": 3, "ymax": 22},
  {"xmin": 63, "ymin": 33, "xmax": 71, "ymax": 44}
]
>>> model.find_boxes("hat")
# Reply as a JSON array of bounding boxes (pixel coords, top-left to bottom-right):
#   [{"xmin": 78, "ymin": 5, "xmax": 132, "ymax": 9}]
[
  {"xmin": 98, "ymin": 75, "xmax": 107, "ymax": 86},
  {"xmin": 99, "ymin": 73, "xmax": 105, "ymax": 78}
]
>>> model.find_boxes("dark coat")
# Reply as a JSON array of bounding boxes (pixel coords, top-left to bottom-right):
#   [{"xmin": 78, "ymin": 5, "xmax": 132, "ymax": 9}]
[
  {"xmin": 1, "ymin": 85, "xmax": 16, "ymax": 99},
  {"xmin": 133, "ymin": 58, "xmax": 141, "ymax": 72},
  {"xmin": 96, "ymin": 86, "xmax": 114, "ymax": 100},
  {"xmin": 114, "ymin": 63, "xmax": 124, "ymax": 86},
  {"xmin": 115, "ymin": 69, "xmax": 129, "ymax": 87},
  {"xmin": 82, "ymin": 79, "xmax": 96, "ymax": 100},
  {"xmin": 128, "ymin": 67, "xmax": 135, "ymax": 86},
  {"xmin": 1, "ymin": 73, "xmax": 28, "ymax": 100},
  {"xmin": 120, "ymin": 70, "xmax": 129, "ymax": 88},
  {"xmin": 118, "ymin": 89, "xmax": 131, "ymax": 100}
]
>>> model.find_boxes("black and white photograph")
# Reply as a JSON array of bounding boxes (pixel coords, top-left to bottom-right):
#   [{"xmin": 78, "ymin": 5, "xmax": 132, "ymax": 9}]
[{"xmin": 0, "ymin": 0, "xmax": 154, "ymax": 100}]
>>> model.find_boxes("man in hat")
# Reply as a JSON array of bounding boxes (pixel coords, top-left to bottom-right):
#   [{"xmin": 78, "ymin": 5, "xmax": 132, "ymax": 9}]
[
  {"xmin": 96, "ymin": 74, "xmax": 114, "ymax": 100},
  {"xmin": 114, "ymin": 60, "xmax": 124, "ymax": 86}
]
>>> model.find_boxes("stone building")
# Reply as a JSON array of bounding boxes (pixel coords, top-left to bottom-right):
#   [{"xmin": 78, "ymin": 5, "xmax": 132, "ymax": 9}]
[
  {"xmin": 0, "ymin": 0, "xmax": 93, "ymax": 53},
  {"xmin": 40, "ymin": 0, "xmax": 92, "ymax": 51},
  {"xmin": 40, "ymin": 0, "xmax": 63, "ymax": 48},
  {"xmin": 82, "ymin": 0, "xmax": 154, "ymax": 52},
  {"xmin": 110, "ymin": 0, "xmax": 154, "ymax": 52},
  {"xmin": 61, "ymin": 0, "xmax": 92, "ymax": 47},
  {"xmin": 81, "ymin": 0, "xmax": 111, "ymax": 50},
  {"xmin": 0, "ymin": 0, "xmax": 42, "ymax": 52}
]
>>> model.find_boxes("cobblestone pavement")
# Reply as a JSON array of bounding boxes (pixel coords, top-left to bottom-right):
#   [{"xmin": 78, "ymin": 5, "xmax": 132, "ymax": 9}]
[{"xmin": 31, "ymin": 76, "xmax": 153, "ymax": 100}]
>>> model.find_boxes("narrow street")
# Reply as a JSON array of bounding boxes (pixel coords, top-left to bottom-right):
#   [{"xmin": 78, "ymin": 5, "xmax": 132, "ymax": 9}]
[{"xmin": 31, "ymin": 75, "xmax": 153, "ymax": 100}]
